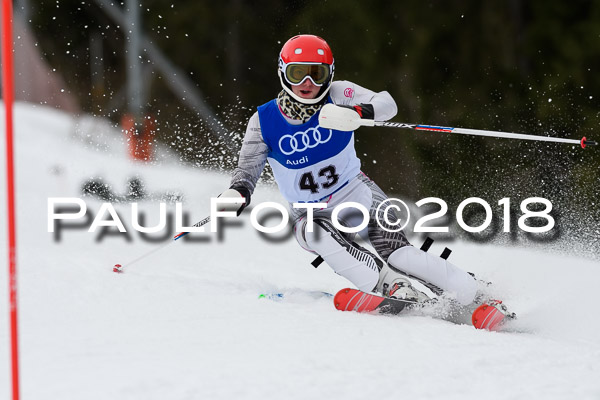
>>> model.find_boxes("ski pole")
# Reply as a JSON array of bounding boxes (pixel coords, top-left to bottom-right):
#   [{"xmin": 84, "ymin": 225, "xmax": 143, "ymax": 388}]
[
  {"xmin": 363, "ymin": 120, "xmax": 596, "ymax": 148},
  {"xmin": 173, "ymin": 215, "xmax": 211, "ymax": 241},
  {"xmin": 113, "ymin": 215, "xmax": 211, "ymax": 273}
]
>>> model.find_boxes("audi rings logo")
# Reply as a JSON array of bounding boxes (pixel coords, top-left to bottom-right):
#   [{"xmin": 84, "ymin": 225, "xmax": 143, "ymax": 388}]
[{"xmin": 278, "ymin": 127, "xmax": 333, "ymax": 155}]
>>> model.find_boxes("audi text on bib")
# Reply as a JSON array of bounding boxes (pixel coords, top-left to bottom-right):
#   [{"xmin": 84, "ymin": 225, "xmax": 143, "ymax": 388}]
[{"xmin": 258, "ymin": 99, "xmax": 361, "ymax": 203}]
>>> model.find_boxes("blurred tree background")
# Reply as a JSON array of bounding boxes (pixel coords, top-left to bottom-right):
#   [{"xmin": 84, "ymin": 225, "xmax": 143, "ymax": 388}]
[{"xmin": 22, "ymin": 0, "xmax": 600, "ymax": 248}]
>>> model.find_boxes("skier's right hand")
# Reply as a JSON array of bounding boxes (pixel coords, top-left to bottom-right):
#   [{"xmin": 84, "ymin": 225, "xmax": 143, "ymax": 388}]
[
  {"xmin": 217, "ymin": 186, "xmax": 251, "ymax": 216},
  {"xmin": 319, "ymin": 103, "xmax": 375, "ymax": 131}
]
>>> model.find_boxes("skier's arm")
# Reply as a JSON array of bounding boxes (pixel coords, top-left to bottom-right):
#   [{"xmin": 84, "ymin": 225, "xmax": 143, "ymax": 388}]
[
  {"xmin": 220, "ymin": 112, "xmax": 268, "ymax": 215},
  {"xmin": 318, "ymin": 81, "xmax": 397, "ymax": 131},
  {"xmin": 329, "ymin": 80, "xmax": 398, "ymax": 121}
]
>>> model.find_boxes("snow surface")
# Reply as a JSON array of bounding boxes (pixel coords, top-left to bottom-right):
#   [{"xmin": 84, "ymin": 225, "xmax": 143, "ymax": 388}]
[{"xmin": 1, "ymin": 103, "xmax": 599, "ymax": 399}]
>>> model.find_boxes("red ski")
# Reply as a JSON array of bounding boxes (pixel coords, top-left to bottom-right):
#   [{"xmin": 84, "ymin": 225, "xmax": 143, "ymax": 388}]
[
  {"xmin": 471, "ymin": 300, "xmax": 515, "ymax": 331},
  {"xmin": 333, "ymin": 288, "xmax": 417, "ymax": 315},
  {"xmin": 334, "ymin": 288, "xmax": 515, "ymax": 330}
]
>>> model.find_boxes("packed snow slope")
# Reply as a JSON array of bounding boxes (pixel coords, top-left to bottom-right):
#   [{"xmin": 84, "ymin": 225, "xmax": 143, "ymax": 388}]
[{"xmin": 1, "ymin": 103, "xmax": 599, "ymax": 400}]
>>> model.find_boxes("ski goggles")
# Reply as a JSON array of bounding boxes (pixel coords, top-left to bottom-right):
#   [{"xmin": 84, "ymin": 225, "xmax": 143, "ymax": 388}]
[{"xmin": 282, "ymin": 63, "xmax": 331, "ymax": 86}]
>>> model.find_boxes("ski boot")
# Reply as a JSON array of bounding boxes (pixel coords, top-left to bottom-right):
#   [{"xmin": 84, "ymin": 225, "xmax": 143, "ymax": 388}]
[{"xmin": 376, "ymin": 263, "xmax": 430, "ymax": 303}]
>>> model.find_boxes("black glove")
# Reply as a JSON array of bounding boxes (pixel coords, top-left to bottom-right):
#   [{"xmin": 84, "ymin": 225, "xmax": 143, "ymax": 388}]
[
  {"xmin": 339, "ymin": 103, "xmax": 374, "ymax": 120},
  {"xmin": 217, "ymin": 185, "xmax": 251, "ymax": 216}
]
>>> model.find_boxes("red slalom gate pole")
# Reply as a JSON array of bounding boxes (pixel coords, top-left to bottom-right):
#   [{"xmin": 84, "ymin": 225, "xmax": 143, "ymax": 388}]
[{"xmin": 2, "ymin": 0, "xmax": 20, "ymax": 399}]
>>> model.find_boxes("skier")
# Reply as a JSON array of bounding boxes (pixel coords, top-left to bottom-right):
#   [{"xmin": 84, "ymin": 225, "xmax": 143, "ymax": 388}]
[{"xmin": 219, "ymin": 34, "xmax": 482, "ymax": 308}]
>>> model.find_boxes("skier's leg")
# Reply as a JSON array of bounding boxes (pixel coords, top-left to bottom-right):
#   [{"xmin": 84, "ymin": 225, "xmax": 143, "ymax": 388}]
[
  {"xmin": 311, "ymin": 219, "xmax": 382, "ymax": 292},
  {"xmin": 359, "ymin": 175, "xmax": 411, "ymax": 262},
  {"xmin": 296, "ymin": 216, "xmax": 382, "ymax": 292},
  {"xmin": 358, "ymin": 174, "xmax": 476, "ymax": 304},
  {"xmin": 385, "ymin": 246, "xmax": 478, "ymax": 305},
  {"xmin": 353, "ymin": 174, "xmax": 429, "ymax": 301},
  {"xmin": 291, "ymin": 177, "xmax": 386, "ymax": 292}
]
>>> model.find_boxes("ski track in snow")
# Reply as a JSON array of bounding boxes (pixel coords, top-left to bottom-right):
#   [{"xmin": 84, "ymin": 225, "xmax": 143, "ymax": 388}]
[{"xmin": 0, "ymin": 103, "xmax": 599, "ymax": 399}]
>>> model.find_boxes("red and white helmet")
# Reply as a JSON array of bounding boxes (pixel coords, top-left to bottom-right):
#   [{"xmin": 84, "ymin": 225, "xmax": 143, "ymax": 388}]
[{"xmin": 278, "ymin": 34, "xmax": 335, "ymax": 104}]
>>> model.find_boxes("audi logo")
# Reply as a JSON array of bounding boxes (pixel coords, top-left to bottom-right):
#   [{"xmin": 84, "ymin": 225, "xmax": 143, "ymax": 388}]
[{"xmin": 278, "ymin": 126, "xmax": 333, "ymax": 155}]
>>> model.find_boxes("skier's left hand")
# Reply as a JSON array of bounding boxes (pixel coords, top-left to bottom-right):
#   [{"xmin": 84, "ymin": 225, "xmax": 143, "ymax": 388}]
[
  {"xmin": 217, "ymin": 186, "xmax": 250, "ymax": 216},
  {"xmin": 319, "ymin": 103, "xmax": 375, "ymax": 131}
]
